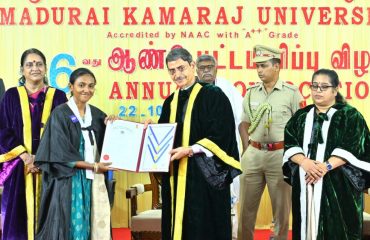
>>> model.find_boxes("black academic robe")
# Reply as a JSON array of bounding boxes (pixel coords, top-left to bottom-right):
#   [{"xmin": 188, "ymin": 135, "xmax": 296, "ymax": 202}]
[
  {"xmin": 34, "ymin": 103, "xmax": 106, "ymax": 240},
  {"xmin": 159, "ymin": 82, "xmax": 241, "ymax": 240},
  {"xmin": 283, "ymin": 103, "xmax": 370, "ymax": 240}
]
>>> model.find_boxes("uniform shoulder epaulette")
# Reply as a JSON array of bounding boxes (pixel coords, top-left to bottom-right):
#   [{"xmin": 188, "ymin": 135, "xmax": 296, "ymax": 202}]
[
  {"xmin": 247, "ymin": 82, "xmax": 261, "ymax": 90},
  {"xmin": 282, "ymin": 81, "xmax": 299, "ymax": 91}
]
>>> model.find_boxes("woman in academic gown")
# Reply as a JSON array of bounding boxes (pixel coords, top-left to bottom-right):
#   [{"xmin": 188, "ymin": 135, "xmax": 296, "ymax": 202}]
[
  {"xmin": 0, "ymin": 48, "xmax": 67, "ymax": 240},
  {"xmin": 35, "ymin": 67, "xmax": 114, "ymax": 240},
  {"xmin": 283, "ymin": 69, "xmax": 370, "ymax": 239}
]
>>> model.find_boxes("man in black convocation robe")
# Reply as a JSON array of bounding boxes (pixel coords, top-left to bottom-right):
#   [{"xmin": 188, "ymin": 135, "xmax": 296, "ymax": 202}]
[{"xmin": 159, "ymin": 47, "xmax": 241, "ymax": 240}]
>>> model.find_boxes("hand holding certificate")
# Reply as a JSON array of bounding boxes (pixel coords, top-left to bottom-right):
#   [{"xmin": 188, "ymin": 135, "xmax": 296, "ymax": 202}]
[{"xmin": 100, "ymin": 120, "xmax": 177, "ymax": 172}]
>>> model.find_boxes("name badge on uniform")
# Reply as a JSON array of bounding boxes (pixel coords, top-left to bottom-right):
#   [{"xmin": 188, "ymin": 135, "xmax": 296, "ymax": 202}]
[{"xmin": 250, "ymin": 102, "xmax": 260, "ymax": 109}]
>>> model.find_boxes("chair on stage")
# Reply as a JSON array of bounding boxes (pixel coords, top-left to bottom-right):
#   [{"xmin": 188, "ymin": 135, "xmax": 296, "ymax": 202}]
[
  {"xmin": 126, "ymin": 173, "xmax": 161, "ymax": 240},
  {"xmin": 364, "ymin": 189, "xmax": 370, "ymax": 239},
  {"xmin": 0, "ymin": 78, "xmax": 5, "ymax": 101}
]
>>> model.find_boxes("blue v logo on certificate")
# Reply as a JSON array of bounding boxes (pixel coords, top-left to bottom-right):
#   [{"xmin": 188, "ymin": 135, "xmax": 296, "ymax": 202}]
[
  {"xmin": 147, "ymin": 125, "xmax": 175, "ymax": 164},
  {"xmin": 100, "ymin": 120, "xmax": 177, "ymax": 172}
]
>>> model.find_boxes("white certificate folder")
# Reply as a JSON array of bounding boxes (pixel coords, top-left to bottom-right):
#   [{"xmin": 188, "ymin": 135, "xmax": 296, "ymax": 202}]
[{"xmin": 100, "ymin": 120, "xmax": 177, "ymax": 172}]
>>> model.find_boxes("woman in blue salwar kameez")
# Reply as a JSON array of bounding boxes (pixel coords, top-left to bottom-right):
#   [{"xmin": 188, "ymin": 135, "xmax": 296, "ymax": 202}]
[{"xmin": 35, "ymin": 68, "xmax": 113, "ymax": 240}]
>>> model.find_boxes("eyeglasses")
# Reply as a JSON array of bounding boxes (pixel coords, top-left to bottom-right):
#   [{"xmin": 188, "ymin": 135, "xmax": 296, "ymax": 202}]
[
  {"xmin": 310, "ymin": 84, "xmax": 335, "ymax": 91},
  {"xmin": 168, "ymin": 65, "xmax": 188, "ymax": 75},
  {"xmin": 197, "ymin": 65, "xmax": 215, "ymax": 71},
  {"xmin": 24, "ymin": 61, "xmax": 45, "ymax": 69}
]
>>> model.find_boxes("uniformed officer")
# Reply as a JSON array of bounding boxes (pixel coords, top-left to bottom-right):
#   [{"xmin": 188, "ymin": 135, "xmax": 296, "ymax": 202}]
[{"xmin": 238, "ymin": 45, "xmax": 304, "ymax": 240}]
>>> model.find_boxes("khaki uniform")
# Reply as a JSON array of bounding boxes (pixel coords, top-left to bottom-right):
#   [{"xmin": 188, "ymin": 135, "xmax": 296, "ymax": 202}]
[{"xmin": 238, "ymin": 80, "xmax": 303, "ymax": 240}]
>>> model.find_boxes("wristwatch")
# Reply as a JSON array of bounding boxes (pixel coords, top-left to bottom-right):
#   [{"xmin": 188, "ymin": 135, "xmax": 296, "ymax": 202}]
[{"xmin": 325, "ymin": 161, "xmax": 333, "ymax": 171}]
